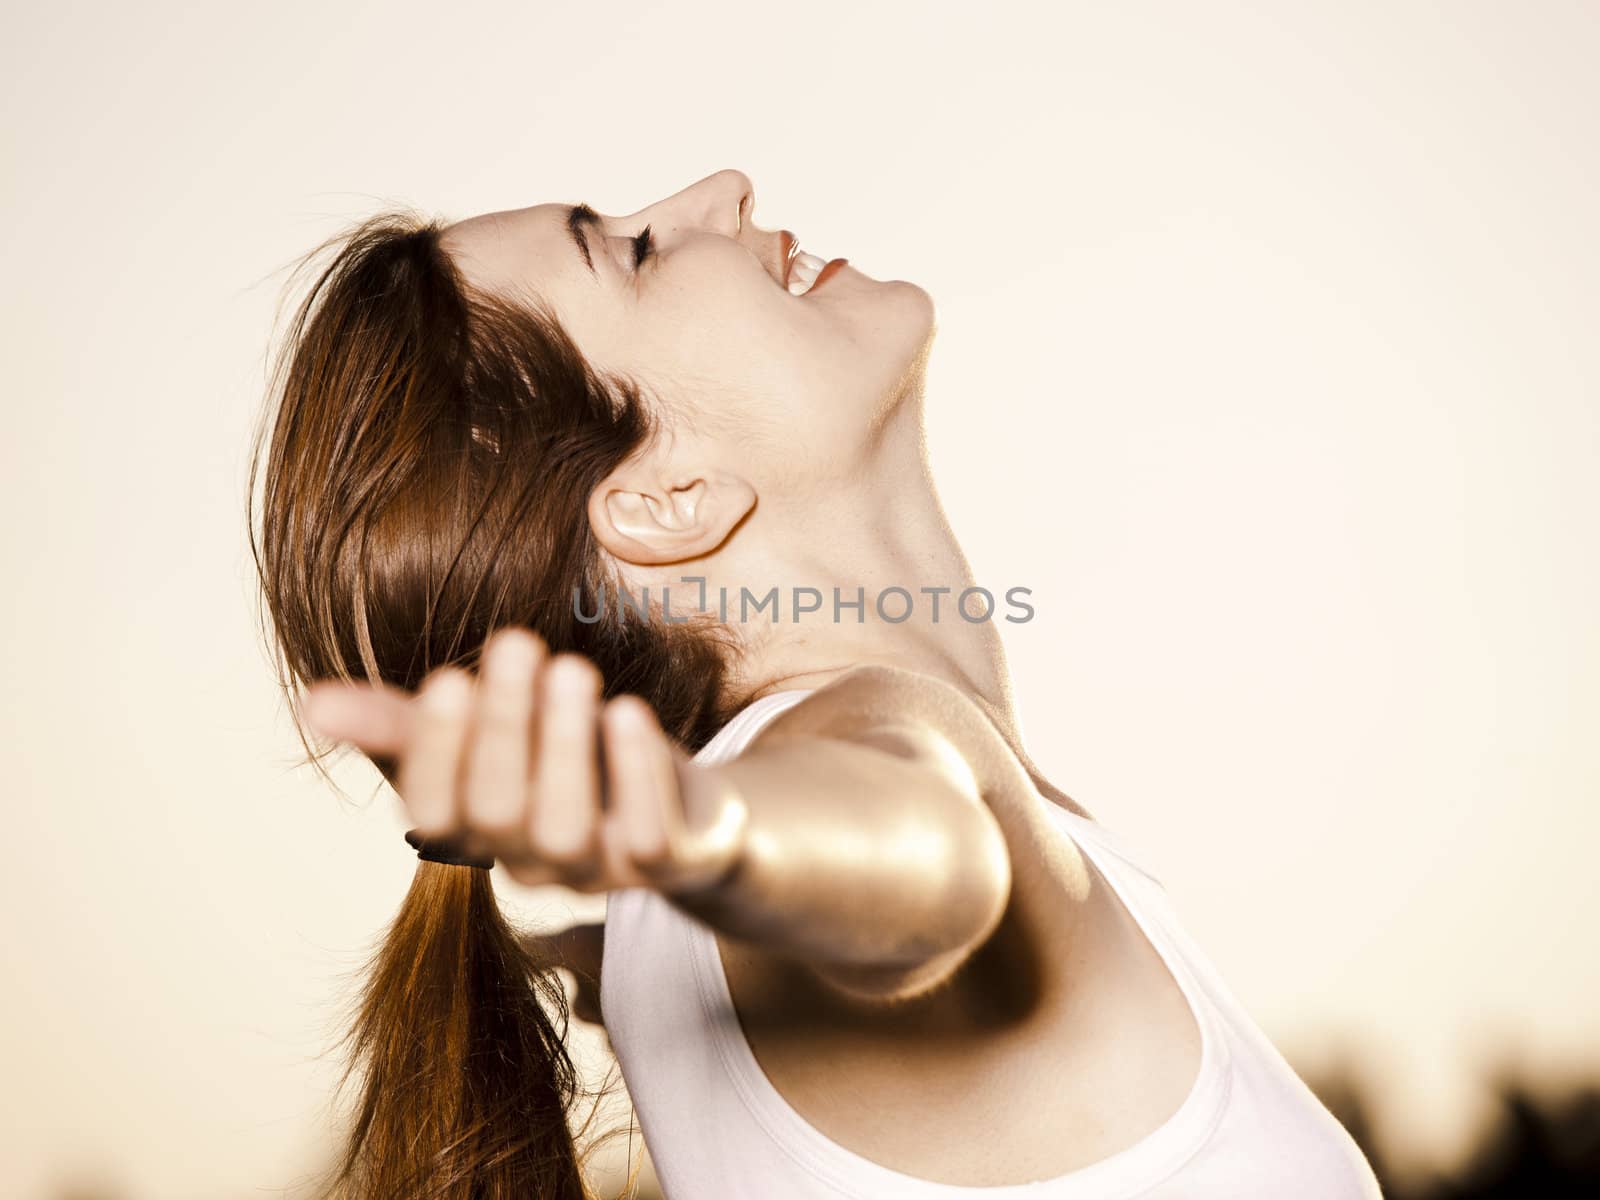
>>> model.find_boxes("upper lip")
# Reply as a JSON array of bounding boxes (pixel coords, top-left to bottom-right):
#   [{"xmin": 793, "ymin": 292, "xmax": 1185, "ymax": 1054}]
[{"xmin": 778, "ymin": 230, "xmax": 800, "ymax": 288}]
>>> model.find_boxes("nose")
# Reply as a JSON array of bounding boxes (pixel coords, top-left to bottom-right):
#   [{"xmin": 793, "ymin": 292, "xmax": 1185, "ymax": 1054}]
[
  {"xmin": 618, "ymin": 169, "xmax": 793, "ymax": 287},
  {"xmin": 626, "ymin": 168, "xmax": 756, "ymax": 238}
]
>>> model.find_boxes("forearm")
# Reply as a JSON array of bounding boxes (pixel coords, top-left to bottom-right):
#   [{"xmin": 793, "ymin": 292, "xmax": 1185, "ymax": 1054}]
[{"xmin": 667, "ymin": 733, "xmax": 1012, "ymax": 995}]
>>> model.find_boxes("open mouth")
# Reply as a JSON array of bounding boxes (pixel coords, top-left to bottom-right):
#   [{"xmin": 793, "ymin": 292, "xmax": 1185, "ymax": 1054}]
[{"xmin": 779, "ymin": 231, "xmax": 846, "ymax": 296}]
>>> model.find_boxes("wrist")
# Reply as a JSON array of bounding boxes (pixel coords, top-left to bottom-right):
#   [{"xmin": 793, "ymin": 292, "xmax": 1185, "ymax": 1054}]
[{"xmin": 659, "ymin": 761, "xmax": 750, "ymax": 896}]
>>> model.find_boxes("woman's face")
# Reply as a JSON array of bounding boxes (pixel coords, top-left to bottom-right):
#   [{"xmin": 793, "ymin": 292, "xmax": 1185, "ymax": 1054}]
[{"xmin": 440, "ymin": 170, "xmax": 935, "ymax": 491}]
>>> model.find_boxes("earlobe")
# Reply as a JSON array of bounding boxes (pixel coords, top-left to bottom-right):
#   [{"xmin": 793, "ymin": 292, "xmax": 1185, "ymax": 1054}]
[{"xmin": 588, "ymin": 470, "xmax": 755, "ymax": 566}]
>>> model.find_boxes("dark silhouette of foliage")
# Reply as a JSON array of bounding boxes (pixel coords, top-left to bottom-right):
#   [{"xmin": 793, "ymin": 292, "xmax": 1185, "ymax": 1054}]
[{"xmin": 1306, "ymin": 1063, "xmax": 1600, "ymax": 1199}]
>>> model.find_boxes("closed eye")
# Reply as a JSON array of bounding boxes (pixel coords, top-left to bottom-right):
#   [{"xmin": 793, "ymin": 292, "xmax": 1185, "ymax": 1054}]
[{"xmin": 630, "ymin": 225, "xmax": 655, "ymax": 270}]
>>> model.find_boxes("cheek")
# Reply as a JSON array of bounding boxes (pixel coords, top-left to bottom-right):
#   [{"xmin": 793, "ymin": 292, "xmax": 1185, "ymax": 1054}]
[{"xmin": 651, "ymin": 286, "xmax": 805, "ymax": 390}]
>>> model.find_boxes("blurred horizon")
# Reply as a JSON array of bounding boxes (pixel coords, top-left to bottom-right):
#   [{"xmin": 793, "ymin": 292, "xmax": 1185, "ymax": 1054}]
[{"xmin": 34, "ymin": 1051, "xmax": 1600, "ymax": 1198}]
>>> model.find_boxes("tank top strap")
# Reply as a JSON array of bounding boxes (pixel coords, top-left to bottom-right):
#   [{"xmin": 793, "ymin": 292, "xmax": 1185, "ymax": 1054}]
[
  {"xmin": 692, "ymin": 688, "xmax": 816, "ymax": 766},
  {"xmin": 1049, "ymin": 807, "xmax": 1169, "ymax": 891}
]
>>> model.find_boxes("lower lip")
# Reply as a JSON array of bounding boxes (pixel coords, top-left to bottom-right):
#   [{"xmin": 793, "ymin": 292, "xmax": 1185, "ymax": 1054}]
[{"xmin": 805, "ymin": 258, "xmax": 849, "ymax": 294}]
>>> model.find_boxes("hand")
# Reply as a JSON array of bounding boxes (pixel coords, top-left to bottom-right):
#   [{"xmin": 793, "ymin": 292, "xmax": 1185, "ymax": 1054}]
[
  {"xmin": 522, "ymin": 922, "xmax": 605, "ymax": 1026},
  {"xmin": 300, "ymin": 627, "xmax": 746, "ymax": 894}
]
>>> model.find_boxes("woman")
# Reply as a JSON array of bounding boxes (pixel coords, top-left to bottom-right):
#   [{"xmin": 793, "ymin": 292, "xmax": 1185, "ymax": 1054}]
[{"xmin": 252, "ymin": 168, "xmax": 1382, "ymax": 1199}]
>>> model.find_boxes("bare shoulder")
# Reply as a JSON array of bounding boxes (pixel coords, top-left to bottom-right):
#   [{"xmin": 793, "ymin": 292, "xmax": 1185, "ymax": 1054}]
[
  {"xmin": 752, "ymin": 665, "xmax": 1037, "ymax": 804},
  {"xmin": 762, "ymin": 663, "xmax": 986, "ymax": 732}
]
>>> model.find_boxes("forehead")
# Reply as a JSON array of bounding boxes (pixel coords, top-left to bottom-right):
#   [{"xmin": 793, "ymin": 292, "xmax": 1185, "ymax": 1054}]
[{"xmin": 439, "ymin": 203, "xmax": 588, "ymax": 302}]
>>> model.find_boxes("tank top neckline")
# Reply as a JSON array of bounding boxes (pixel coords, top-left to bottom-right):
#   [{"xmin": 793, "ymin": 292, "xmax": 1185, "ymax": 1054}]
[{"xmin": 681, "ymin": 688, "xmax": 1236, "ymax": 1199}]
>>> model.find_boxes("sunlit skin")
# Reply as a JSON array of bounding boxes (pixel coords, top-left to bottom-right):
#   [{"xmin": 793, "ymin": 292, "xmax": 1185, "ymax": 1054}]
[
  {"xmin": 434, "ymin": 170, "xmax": 1002, "ymax": 710},
  {"xmin": 303, "ymin": 170, "xmax": 1203, "ymax": 1184}
]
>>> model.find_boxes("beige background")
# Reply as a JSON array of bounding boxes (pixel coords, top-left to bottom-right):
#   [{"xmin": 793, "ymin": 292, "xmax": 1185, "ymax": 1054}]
[{"xmin": 2, "ymin": 1, "xmax": 1596, "ymax": 1197}]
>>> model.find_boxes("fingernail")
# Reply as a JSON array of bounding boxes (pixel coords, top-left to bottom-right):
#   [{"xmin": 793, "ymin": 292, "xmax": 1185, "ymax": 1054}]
[
  {"xmin": 547, "ymin": 656, "xmax": 598, "ymax": 695},
  {"xmin": 607, "ymin": 695, "xmax": 653, "ymax": 728},
  {"xmin": 487, "ymin": 629, "xmax": 540, "ymax": 676},
  {"xmin": 421, "ymin": 670, "xmax": 472, "ymax": 713},
  {"xmin": 301, "ymin": 688, "xmax": 334, "ymax": 731}
]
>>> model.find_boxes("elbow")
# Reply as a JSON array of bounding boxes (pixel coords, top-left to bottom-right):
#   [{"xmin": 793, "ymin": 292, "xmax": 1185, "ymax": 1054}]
[
  {"xmin": 939, "ymin": 791, "xmax": 1013, "ymax": 968},
  {"xmin": 855, "ymin": 722, "xmax": 1014, "ymax": 957},
  {"xmin": 817, "ymin": 795, "xmax": 1012, "ymax": 1005}
]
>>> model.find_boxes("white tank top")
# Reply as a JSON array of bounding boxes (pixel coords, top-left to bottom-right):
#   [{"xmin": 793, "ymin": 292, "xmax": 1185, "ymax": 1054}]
[{"xmin": 601, "ymin": 691, "xmax": 1382, "ymax": 1199}]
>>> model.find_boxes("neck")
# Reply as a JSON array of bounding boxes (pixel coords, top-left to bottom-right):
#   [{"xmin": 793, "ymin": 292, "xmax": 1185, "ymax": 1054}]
[{"xmin": 710, "ymin": 407, "xmax": 1022, "ymax": 744}]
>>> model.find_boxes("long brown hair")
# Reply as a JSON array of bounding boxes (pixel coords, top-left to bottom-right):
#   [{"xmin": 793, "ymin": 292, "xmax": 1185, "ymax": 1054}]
[{"xmin": 248, "ymin": 210, "xmax": 740, "ymax": 1198}]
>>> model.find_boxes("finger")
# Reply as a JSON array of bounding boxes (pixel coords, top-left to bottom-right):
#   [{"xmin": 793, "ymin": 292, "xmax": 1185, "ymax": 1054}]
[
  {"xmin": 529, "ymin": 655, "xmax": 603, "ymax": 880},
  {"xmin": 569, "ymin": 972, "xmax": 604, "ymax": 1026},
  {"xmin": 600, "ymin": 696, "xmax": 675, "ymax": 884},
  {"xmin": 463, "ymin": 628, "xmax": 544, "ymax": 839},
  {"xmin": 399, "ymin": 667, "xmax": 475, "ymax": 836},
  {"xmin": 520, "ymin": 921, "xmax": 605, "ymax": 970},
  {"xmin": 500, "ymin": 855, "xmax": 565, "ymax": 889},
  {"xmin": 512, "ymin": 927, "xmax": 601, "ymax": 1021},
  {"xmin": 301, "ymin": 680, "xmax": 414, "ymax": 756},
  {"xmin": 553, "ymin": 921, "xmax": 607, "ymax": 1024}
]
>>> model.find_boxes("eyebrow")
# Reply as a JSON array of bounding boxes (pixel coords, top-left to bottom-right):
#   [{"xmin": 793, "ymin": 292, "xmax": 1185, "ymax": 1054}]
[{"xmin": 566, "ymin": 203, "xmax": 601, "ymax": 279}]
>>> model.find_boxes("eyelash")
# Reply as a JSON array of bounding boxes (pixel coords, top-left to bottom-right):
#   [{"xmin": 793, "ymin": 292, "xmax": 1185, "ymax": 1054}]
[{"xmin": 630, "ymin": 225, "xmax": 655, "ymax": 270}]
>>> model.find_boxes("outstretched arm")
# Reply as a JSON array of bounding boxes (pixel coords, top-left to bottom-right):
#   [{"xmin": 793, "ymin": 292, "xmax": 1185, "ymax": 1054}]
[{"xmin": 303, "ymin": 629, "xmax": 1015, "ymax": 1002}]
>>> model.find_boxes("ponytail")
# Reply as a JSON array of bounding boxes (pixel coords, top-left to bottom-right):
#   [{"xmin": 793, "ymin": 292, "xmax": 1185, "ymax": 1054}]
[
  {"xmin": 327, "ymin": 861, "xmax": 593, "ymax": 1199},
  {"xmin": 251, "ymin": 212, "xmax": 742, "ymax": 1197}
]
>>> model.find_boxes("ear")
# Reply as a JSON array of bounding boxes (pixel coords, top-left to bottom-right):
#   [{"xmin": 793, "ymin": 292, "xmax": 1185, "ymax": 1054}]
[{"xmin": 587, "ymin": 459, "xmax": 756, "ymax": 566}]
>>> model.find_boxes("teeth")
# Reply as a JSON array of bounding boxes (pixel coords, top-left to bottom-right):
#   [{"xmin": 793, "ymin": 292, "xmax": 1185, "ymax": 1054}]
[{"xmin": 787, "ymin": 249, "xmax": 826, "ymax": 295}]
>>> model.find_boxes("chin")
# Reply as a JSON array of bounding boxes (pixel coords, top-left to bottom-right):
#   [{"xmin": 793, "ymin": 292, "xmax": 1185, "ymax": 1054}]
[
  {"xmin": 837, "ymin": 280, "xmax": 936, "ymax": 424},
  {"xmin": 893, "ymin": 281, "xmax": 938, "ymax": 364},
  {"xmin": 875, "ymin": 294, "xmax": 936, "ymax": 420},
  {"xmin": 874, "ymin": 277, "xmax": 937, "ymax": 351},
  {"xmin": 912, "ymin": 284, "xmax": 939, "ymax": 332}
]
